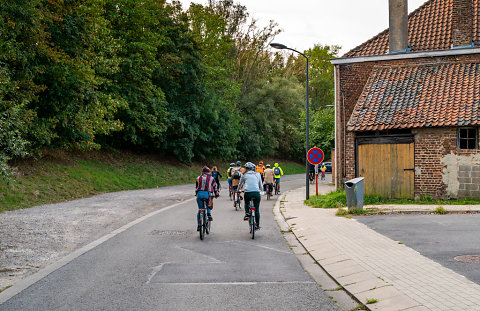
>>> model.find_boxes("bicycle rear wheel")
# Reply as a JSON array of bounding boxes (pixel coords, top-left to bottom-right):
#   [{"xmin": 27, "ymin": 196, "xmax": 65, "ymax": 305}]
[
  {"xmin": 250, "ymin": 215, "xmax": 255, "ymax": 239},
  {"xmin": 199, "ymin": 211, "xmax": 204, "ymax": 240}
]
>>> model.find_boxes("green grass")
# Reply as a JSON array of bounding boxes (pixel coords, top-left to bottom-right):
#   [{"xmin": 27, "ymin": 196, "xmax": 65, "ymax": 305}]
[
  {"xmin": 0, "ymin": 150, "xmax": 306, "ymax": 212},
  {"xmin": 366, "ymin": 298, "xmax": 378, "ymax": 304},
  {"xmin": 306, "ymin": 190, "xmax": 480, "ymax": 209}
]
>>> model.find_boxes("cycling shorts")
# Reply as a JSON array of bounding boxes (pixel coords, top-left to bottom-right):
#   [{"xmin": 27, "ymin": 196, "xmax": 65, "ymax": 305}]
[{"xmin": 275, "ymin": 178, "xmax": 281, "ymax": 183}]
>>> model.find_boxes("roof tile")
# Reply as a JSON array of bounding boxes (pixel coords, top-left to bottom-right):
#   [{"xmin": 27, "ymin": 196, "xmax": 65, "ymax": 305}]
[{"xmin": 347, "ymin": 62, "xmax": 480, "ymax": 131}]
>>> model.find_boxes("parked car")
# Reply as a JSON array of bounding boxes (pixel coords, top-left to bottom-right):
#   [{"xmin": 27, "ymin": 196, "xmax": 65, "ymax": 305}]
[{"xmin": 322, "ymin": 162, "xmax": 332, "ymax": 173}]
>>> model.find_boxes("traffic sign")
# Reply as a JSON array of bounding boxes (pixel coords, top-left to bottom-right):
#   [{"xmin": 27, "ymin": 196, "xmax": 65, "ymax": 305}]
[{"xmin": 307, "ymin": 147, "xmax": 324, "ymax": 165}]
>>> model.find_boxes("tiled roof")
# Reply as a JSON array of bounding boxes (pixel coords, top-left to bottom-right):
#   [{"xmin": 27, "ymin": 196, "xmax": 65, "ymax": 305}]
[
  {"xmin": 347, "ymin": 62, "xmax": 480, "ymax": 131},
  {"xmin": 344, "ymin": 0, "xmax": 480, "ymax": 57}
]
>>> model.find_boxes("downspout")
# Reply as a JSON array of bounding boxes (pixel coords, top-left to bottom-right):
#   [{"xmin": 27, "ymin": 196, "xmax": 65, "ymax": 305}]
[
  {"xmin": 334, "ymin": 65, "xmax": 338, "ymax": 189},
  {"xmin": 342, "ymin": 91, "xmax": 346, "ymax": 184}
]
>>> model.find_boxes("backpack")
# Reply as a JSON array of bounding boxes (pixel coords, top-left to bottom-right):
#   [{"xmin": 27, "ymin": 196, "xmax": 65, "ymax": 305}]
[
  {"xmin": 233, "ymin": 168, "xmax": 241, "ymax": 180},
  {"xmin": 274, "ymin": 167, "xmax": 280, "ymax": 175}
]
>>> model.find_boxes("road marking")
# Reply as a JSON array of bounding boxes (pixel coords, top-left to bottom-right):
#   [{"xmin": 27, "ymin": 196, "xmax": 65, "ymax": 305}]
[
  {"xmin": 146, "ymin": 263, "xmax": 169, "ymax": 284},
  {"xmin": 0, "ymin": 198, "xmax": 196, "ymax": 305},
  {"xmin": 155, "ymin": 281, "xmax": 316, "ymax": 286},
  {"xmin": 221, "ymin": 240, "xmax": 291, "ymax": 254}
]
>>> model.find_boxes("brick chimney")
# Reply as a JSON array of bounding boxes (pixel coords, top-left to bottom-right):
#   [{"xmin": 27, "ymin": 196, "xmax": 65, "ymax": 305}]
[
  {"xmin": 389, "ymin": 0, "xmax": 409, "ymax": 53},
  {"xmin": 452, "ymin": 0, "xmax": 474, "ymax": 47}
]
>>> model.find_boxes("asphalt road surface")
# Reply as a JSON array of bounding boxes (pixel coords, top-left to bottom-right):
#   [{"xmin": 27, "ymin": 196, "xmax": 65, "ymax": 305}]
[
  {"xmin": 0, "ymin": 174, "xmax": 339, "ymax": 311},
  {"xmin": 356, "ymin": 213, "xmax": 480, "ymax": 285}
]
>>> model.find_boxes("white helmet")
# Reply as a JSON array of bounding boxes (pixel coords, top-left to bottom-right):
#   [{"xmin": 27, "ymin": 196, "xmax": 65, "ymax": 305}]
[{"xmin": 245, "ymin": 162, "xmax": 256, "ymax": 170}]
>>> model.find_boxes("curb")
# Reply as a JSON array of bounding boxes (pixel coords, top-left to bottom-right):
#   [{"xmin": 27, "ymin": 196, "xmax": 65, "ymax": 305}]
[{"xmin": 272, "ymin": 189, "xmax": 367, "ymax": 310}]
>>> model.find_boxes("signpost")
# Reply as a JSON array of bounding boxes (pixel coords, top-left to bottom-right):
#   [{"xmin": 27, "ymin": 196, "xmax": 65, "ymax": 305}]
[{"xmin": 307, "ymin": 147, "xmax": 324, "ymax": 196}]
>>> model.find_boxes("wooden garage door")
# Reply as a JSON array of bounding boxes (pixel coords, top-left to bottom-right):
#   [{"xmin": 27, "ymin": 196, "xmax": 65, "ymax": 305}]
[{"xmin": 358, "ymin": 143, "xmax": 414, "ymax": 199}]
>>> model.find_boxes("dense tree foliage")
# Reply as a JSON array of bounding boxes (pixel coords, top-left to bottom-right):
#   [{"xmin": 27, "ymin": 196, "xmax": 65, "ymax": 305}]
[{"xmin": 0, "ymin": 0, "xmax": 338, "ymax": 179}]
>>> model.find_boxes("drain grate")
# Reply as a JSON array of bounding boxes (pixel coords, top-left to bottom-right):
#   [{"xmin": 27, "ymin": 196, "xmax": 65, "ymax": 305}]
[
  {"xmin": 454, "ymin": 255, "xmax": 480, "ymax": 263},
  {"xmin": 150, "ymin": 230, "xmax": 186, "ymax": 236}
]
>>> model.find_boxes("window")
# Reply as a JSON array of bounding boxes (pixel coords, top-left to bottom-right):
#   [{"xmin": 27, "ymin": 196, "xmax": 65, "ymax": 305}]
[{"xmin": 458, "ymin": 128, "xmax": 478, "ymax": 150}]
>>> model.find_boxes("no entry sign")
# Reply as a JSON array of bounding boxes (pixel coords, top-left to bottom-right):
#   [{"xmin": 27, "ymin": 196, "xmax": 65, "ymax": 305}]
[{"xmin": 307, "ymin": 147, "xmax": 324, "ymax": 165}]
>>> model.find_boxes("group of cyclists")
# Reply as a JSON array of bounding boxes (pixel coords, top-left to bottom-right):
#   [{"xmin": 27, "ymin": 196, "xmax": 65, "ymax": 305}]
[{"xmin": 194, "ymin": 161, "xmax": 284, "ymax": 232}]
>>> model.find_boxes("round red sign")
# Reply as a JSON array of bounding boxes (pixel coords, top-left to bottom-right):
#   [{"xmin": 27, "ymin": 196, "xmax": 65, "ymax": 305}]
[{"xmin": 307, "ymin": 147, "xmax": 324, "ymax": 165}]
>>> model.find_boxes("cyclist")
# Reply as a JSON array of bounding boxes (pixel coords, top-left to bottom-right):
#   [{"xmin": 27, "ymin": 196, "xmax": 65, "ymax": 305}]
[
  {"xmin": 255, "ymin": 161, "xmax": 265, "ymax": 189},
  {"xmin": 195, "ymin": 166, "xmax": 218, "ymax": 231},
  {"xmin": 226, "ymin": 163, "xmax": 235, "ymax": 192},
  {"xmin": 320, "ymin": 163, "xmax": 326, "ymax": 180},
  {"xmin": 238, "ymin": 162, "xmax": 263, "ymax": 229},
  {"xmin": 231, "ymin": 161, "xmax": 243, "ymax": 206},
  {"xmin": 211, "ymin": 166, "xmax": 222, "ymax": 190},
  {"xmin": 309, "ymin": 163, "xmax": 315, "ymax": 182},
  {"xmin": 263, "ymin": 164, "xmax": 274, "ymax": 195},
  {"xmin": 273, "ymin": 163, "xmax": 284, "ymax": 193}
]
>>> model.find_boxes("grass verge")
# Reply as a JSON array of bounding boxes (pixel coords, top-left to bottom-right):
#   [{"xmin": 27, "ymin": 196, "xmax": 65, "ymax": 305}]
[
  {"xmin": 306, "ymin": 190, "xmax": 480, "ymax": 209},
  {"xmin": 0, "ymin": 150, "xmax": 305, "ymax": 213}
]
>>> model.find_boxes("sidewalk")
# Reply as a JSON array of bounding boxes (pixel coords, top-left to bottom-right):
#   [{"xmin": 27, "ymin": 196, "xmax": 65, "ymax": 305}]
[{"xmin": 276, "ymin": 186, "xmax": 480, "ymax": 311}]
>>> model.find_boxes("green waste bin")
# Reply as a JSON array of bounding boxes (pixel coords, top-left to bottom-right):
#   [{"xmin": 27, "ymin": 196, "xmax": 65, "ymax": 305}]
[{"xmin": 345, "ymin": 177, "xmax": 364, "ymax": 210}]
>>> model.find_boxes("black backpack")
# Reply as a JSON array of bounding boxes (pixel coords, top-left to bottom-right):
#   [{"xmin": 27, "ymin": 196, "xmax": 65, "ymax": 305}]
[
  {"xmin": 274, "ymin": 167, "xmax": 280, "ymax": 175},
  {"xmin": 233, "ymin": 169, "xmax": 241, "ymax": 180}
]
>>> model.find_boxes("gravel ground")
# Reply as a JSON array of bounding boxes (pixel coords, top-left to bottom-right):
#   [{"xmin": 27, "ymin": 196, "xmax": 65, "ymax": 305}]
[{"xmin": 0, "ymin": 184, "xmax": 193, "ymax": 291}]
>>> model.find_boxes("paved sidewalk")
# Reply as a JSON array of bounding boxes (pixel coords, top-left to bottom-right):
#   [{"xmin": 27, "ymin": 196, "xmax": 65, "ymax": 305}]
[{"xmin": 277, "ymin": 186, "xmax": 480, "ymax": 311}]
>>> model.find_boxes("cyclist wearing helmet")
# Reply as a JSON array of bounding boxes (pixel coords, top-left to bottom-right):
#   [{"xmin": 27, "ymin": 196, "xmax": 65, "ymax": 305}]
[
  {"xmin": 231, "ymin": 161, "xmax": 243, "ymax": 206},
  {"xmin": 263, "ymin": 164, "xmax": 274, "ymax": 195},
  {"xmin": 226, "ymin": 163, "xmax": 235, "ymax": 191},
  {"xmin": 195, "ymin": 166, "xmax": 218, "ymax": 231},
  {"xmin": 273, "ymin": 163, "xmax": 284, "ymax": 193},
  {"xmin": 255, "ymin": 161, "xmax": 265, "ymax": 189},
  {"xmin": 238, "ymin": 162, "xmax": 263, "ymax": 229}
]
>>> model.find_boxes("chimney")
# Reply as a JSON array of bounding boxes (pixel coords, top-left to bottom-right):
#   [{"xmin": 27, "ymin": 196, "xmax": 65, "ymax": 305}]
[
  {"xmin": 389, "ymin": 0, "xmax": 408, "ymax": 53},
  {"xmin": 452, "ymin": 0, "xmax": 473, "ymax": 47}
]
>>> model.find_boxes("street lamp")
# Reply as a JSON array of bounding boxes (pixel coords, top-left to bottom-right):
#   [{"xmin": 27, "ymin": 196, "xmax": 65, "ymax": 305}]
[{"xmin": 270, "ymin": 42, "xmax": 310, "ymax": 200}]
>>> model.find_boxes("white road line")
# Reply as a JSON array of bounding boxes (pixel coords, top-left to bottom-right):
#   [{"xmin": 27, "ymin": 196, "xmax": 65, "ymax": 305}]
[
  {"xmin": 0, "ymin": 198, "xmax": 195, "ymax": 305},
  {"xmin": 156, "ymin": 281, "xmax": 316, "ymax": 286}
]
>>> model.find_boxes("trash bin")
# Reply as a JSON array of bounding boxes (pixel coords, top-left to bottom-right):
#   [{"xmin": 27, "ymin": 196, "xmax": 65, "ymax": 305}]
[{"xmin": 344, "ymin": 177, "xmax": 365, "ymax": 210}]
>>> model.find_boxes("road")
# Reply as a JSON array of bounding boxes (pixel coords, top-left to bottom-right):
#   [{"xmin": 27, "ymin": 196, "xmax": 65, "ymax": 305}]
[
  {"xmin": 0, "ymin": 174, "xmax": 340, "ymax": 311},
  {"xmin": 356, "ymin": 213, "xmax": 480, "ymax": 285}
]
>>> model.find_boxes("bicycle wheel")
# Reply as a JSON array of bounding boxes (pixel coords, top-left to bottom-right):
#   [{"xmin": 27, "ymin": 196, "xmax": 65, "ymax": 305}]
[
  {"xmin": 199, "ymin": 211, "xmax": 204, "ymax": 240},
  {"xmin": 202, "ymin": 211, "xmax": 207, "ymax": 238},
  {"xmin": 267, "ymin": 190, "xmax": 270, "ymax": 200},
  {"xmin": 229, "ymin": 188, "xmax": 233, "ymax": 201},
  {"xmin": 250, "ymin": 214, "xmax": 255, "ymax": 239}
]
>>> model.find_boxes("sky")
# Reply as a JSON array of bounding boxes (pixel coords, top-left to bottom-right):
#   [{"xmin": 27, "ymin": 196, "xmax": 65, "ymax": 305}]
[{"xmin": 174, "ymin": 0, "xmax": 427, "ymax": 56}]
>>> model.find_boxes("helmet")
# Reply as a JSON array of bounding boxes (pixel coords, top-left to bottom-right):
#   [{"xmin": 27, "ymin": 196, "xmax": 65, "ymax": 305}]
[
  {"xmin": 202, "ymin": 166, "xmax": 210, "ymax": 174},
  {"xmin": 236, "ymin": 161, "xmax": 241, "ymax": 165},
  {"xmin": 274, "ymin": 163, "xmax": 279, "ymax": 167},
  {"xmin": 230, "ymin": 163, "xmax": 235, "ymax": 167},
  {"xmin": 245, "ymin": 162, "xmax": 256, "ymax": 170},
  {"xmin": 266, "ymin": 164, "xmax": 271, "ymax": 168},
  {"xmin": 259, "ymin": 161, "xmax": 263, "ymax": 165}
]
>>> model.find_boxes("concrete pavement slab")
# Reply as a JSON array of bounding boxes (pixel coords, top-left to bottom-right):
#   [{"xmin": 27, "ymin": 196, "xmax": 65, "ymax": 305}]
[{"xmin": 279, "ymin": 186, "xmax": 480, "ymax": 311}]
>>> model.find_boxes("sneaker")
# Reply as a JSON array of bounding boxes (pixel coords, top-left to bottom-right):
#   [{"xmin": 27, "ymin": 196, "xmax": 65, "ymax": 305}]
[
  {"xmin": 208, "ymin": 215, "xmax": 213, "ymax": 221},
  {"xmin": 197, "ymin": 225, "xmax": 201, "ymax": 231},
  {"xmin": 255, "ymin": 225, "xmax": 261, "ymax": 230},
  {"xmin": 244, "ymin": 214, "xmax": 249, "ymax": 221}
]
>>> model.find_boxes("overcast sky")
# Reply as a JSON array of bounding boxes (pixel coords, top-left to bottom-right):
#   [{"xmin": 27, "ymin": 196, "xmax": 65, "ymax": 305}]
[{"xmin": 174, "ymin": 0, "xmax": 427, "ymax": 55}]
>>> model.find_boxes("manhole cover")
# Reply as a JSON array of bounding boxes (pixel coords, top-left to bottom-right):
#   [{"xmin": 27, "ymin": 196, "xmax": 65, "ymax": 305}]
[
  {"xmin": 454, "ymin": 255, "xmax": 480, "ymax": 263},
  {"xmin": 150, "ymin": 230, "xmax": 186, "ymax": 236}
]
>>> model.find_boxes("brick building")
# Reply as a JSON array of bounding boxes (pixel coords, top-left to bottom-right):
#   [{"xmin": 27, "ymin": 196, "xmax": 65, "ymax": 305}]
[{"xmin": 332, "ymin": 0, "xmax": 480, "ymax": 199}]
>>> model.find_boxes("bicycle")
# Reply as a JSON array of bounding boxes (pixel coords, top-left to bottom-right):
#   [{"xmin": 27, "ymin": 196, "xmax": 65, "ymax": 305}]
[
  {"xmin": 198, "ymin": 198, "xmax": 211, "ymax": 240},
  {"xmin": 321, "ymin": 171, "xmax": 326, "ymax": 181},
  {"xmin": 229, "ymin": 184, "xmax": 233, "ymax": 201},
  {"xmin": 247, "ymin": 199, "xmax": 256, "ymax": 239},
  {"xmin": 274, "ymin": 181, "xmax": 279, "ymax": 195},
  {"xmin": 233, "ymin": 189, "xmax": 241, "ymax": 211},
  {"xmin": 265, "ymin": 183, "xmax": 273, "ymax": 200}
]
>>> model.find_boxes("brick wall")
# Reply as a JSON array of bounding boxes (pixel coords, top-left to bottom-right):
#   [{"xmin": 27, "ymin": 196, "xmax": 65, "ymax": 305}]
[{"xmin": 413, "ymin": 128, "xmax": 455, "ymax": 199}]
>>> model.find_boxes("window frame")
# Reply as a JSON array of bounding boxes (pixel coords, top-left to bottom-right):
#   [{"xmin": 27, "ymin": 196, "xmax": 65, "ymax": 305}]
[{"xmin": 457, "ymin": 127, "xmax": 478, "ymax": 150}]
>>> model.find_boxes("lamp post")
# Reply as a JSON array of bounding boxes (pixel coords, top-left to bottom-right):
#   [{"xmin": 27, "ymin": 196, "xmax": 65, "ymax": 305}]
[{"xmin": 270, "ymin": 43, "xmax": 310, "ymax": 200}]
